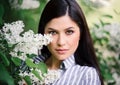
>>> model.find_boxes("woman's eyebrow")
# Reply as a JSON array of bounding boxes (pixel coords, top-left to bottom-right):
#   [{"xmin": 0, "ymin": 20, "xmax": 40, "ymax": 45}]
[
  {"xmin": 66, "ymin": 27, "xmax": 74, "ymax": 29},
  {"xmin": 47, "ymin": 28, "xmax": 55, "ymax": 30},
  {"xmin": 47, "ymin": 28, "xmax": 58, "ymax": 31},
  {"xmin": 47, "ymin": 27, "xmax": 74, "ymax": 31}
]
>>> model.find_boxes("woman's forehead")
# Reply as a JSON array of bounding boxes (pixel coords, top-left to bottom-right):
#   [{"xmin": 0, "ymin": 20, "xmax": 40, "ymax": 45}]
[{"xmin": 45, "ymin": 15, "xmax": 78, "ymax": 29}]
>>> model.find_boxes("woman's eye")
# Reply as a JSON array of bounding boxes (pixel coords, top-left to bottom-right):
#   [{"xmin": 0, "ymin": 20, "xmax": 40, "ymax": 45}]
[
  {"xmin": 48, "ymin": 31, "xmax": 57, "ymax": 35},
  {"xmin": 66, "ymin": 30, "xmax": 74, "ymax": 35}
]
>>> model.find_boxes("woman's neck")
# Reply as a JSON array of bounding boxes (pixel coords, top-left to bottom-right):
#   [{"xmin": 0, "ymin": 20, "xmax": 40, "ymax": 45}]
[{"xmin": 45, "ymin": 56, "xmax": 62, "ymax": 70}]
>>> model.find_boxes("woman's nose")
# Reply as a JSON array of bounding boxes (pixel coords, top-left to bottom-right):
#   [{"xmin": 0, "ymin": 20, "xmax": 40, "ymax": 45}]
[{"xmin": 57, "ymin": 34, "xmax": 66, "ymax": 46}]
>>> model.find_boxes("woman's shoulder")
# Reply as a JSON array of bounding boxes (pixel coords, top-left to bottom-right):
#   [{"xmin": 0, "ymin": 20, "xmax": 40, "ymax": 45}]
[
  {"xmin": 74, "ymin": 64, "xmax": 97, "ymax": 72},
  {"xmin": 73, "ymin": 65, "xmax": 99, "ymax": 79},
  {"xmin": 73, "ymin": 65, "xmax": 101, "ymax": 85},
  {"xmin": 81, "ymin": 66, "xmax": 99, "ymax": 76}
]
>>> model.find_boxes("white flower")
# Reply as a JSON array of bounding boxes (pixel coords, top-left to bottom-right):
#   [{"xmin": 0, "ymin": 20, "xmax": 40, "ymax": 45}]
[
  {"xmin": 18, "ymin": 79, "xmax": 26, "ymax": 85},
  {"xmin": 103, "ymin": 23, "xmax": 120, "ymax": 52},
  {"xmin": 9, "ymin": 0, "xmax": 40, "ymax": 9},
  {"xmin": 18, "ymin": 68, "xmax": 45, "ymax": 85},
  {"xmin": 113, "ymin": 72, "xmax": 120, "ymax": 85},
  {"xmin": 20, "ymin": 0, "xmax": 40, "ymax": 9},
  {"xmin": 1, "ymin": 20, "xmax": 52, "ymax": 61},
  {"xmin": 3, "ymin": 20, "xmax": 24, "ymax": 33},
  {"xmin": 91, "ymin": 22, "xmax": 120, "ymax": 57},
  {"xmin": 1, "ymin": 20, "xmax": 52, "ymax": 85},
  {"xmin": 2, "ymin": 21, "xmax": 24, "ymax": 44},
  {"xmin": 39, "ymin": 69, "xmax": 61, "ymax": 85},
  {"xmin": 82, "ymin": 0, "xmax": 111, "ymax": 7}
]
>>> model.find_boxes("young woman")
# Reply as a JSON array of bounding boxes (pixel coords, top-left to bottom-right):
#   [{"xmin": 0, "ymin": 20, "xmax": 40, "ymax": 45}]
[{"xmin": 36, "ymin": 0, "xmax": 104, "ymax": 85}]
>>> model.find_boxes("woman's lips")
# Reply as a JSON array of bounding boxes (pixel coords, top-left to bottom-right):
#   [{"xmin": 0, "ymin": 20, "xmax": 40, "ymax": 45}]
[{"xmin": 55, "ymin": 49, "xmax": 68, "ymax": 54}]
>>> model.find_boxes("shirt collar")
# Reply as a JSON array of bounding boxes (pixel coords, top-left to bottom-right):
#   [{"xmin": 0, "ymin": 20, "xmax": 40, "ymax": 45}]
[{"xmin": 60, "ymin": 55, "xmax": 76, "ymax": 70}]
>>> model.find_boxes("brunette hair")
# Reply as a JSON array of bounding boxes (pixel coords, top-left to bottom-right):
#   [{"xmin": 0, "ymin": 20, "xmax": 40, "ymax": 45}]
[{"xmin": 38, "ymin": 0, "xmax": 104, "ymax": 84}]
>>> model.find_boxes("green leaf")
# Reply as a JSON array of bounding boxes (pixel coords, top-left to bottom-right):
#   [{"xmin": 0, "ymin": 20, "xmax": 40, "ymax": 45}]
[
  {"xmin": 104, "ymin": 72, "xmax": 114, "ymax": 81},
  {"xmin": 32, "ymin": 70, "xmax": 42, "ymax": 80},
  {"xmin": 0, "ymin": 4, "xmax": 4, "ymax": 25},
  {"xmin": 26, "ymin": 54, "xmax": 37, "ymax": 59},
  {"xmin": 8, "ymin": 44, "xmax": 14, "ymax": 48},
  {"xmin": 24, "ymin": 76, "xmax": 32, "ymax": 85},
  {"xmin": 37, "ymin": 62, "xmax": 47, "ymax": 74},
  {"xmin": 0, "ymin": 63, "xmax": 14, "ymax": 85},
  {"xmin": 0, "ymin": 4, "xmax": 4, "ymax": 17},
  {"xmin": 0, "ymin": 52, "xmax": 10, "ymax": 66},
  {"xmin": 93, "ymin": 23, "xmax": 99, "ymax": 28},
  {"xmin": 102, "ymin": 14, "xmax": 113, "ymax": 19},
  {"xmin": 18, "ymin": 0, "xmax": 23, "ymax": 5},
  {"xmin": 99, "ymin": 19, "xmax": 105, "ymax": 26},
  {"xmin": 11, "ymin": 57, "xmax": 21, "ymax": 66},
  {"xmin": 17, "ymin": 51, "xmax": 23, "ymax": 56},
  {"xmin": 103, "ymin": 22, "xmax": 111, "ymax": 25},
  {"xmin": 25, "ymin": 58, "xmax": 37, "ymax": 68}
]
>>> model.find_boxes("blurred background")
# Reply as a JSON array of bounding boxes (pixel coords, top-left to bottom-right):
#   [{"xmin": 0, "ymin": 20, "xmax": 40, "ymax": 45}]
[{"xmin": 0, "ymin": 0, "xmax": 120, "ymax": 85}]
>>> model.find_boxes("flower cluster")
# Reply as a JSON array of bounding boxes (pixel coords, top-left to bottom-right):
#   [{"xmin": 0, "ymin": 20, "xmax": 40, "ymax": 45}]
[
  {"xmin": 91, "ymin": 22, "xmax": 120, "ymax": 56},
  {"xmin": 1, "ymin": 21, "xmax": 52, "ymax": 61},
  {"xmin": 82, "ymin": 0, "xmax": 110, "ymax": 7},
  {"xmin": 104, "ymin": 23, "xmax": 120, "ymax": 53},
  {"xmin": 0, "ymin": 20, "xmax": 59, "ymax": 85},
  {"xmin": 40, "ymin": 69, "xmax": 61, "ymax": 84},
  {"xmin": 9, "ymin": 0, "xmax": 40, "ymax": 9}
]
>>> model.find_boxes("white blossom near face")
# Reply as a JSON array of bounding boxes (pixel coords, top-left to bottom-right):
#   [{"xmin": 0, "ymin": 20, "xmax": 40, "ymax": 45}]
[
  {"xmin": 1, "ymin": 20, "xmax": 53, "ymax": 85},
  {"xmin": 2, "ymin": 21, "xmax": 52, "ymax": 61},
  {"xmin": 45, "ymin": 15, "xmax": 80, "ymax": 61}
]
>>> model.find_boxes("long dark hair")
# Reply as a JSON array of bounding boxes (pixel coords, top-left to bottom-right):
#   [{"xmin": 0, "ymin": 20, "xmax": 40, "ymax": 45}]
[{"xmin": 38, "ymin": 0, "xmax": 104, "ymax": 84}]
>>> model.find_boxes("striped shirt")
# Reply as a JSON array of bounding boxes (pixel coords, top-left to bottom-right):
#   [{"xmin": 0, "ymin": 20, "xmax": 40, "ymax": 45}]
[{"xmin": 34, "ymin": 55, "xmax": 101, "ymax": 85}]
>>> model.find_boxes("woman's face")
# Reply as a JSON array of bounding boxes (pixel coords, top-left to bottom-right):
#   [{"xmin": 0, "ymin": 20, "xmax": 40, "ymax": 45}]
[{"xmin": 45, "ymin": 15, "xmax": 80, "ymax": 61}]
